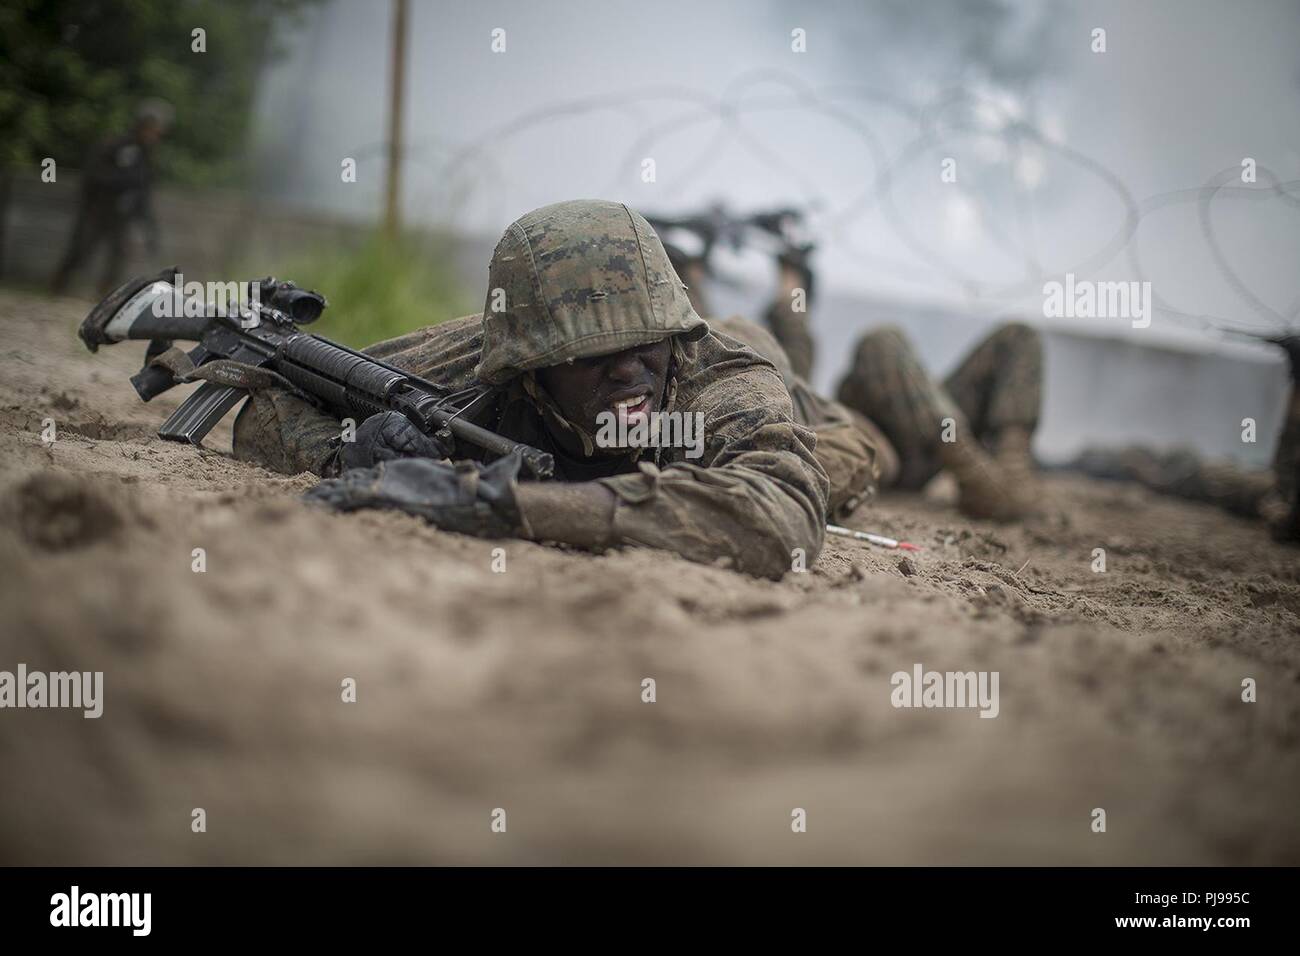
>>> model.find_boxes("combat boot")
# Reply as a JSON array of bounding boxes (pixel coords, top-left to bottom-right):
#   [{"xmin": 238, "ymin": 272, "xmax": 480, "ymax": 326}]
[
  {"xmin": 940, "ymin": 435, "xmax": 1040, "ymax": 521},
  {"xmin": 992, "ymin": 425, "xmax": 1041, "ymax": 496}
]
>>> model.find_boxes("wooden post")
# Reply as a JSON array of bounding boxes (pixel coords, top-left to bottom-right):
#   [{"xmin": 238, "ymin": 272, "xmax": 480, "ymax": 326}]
[
  {"xmin": 0, "ymin": 170, "xmax": 11, "ymax": 279},
  {"xmin": 383, "ymin": 0, "xmax": 409, "ymax": 241}
]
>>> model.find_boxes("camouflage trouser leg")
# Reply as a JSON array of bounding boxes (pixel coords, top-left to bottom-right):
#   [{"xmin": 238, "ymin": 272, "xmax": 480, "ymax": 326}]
[
  {"xmin": 942, "ymin": 322, "xmax": 1043, "ymax": 438},
  {"xmin": 763, "ymin": 297, "xmax": 815, "ymax": 381},
  {"xmin": 835, "ymin": 326, "xmax": 957, "ymax": 490},
  {"xmin": 1168, "ymin": 457, "xmax": 1276, "ymax": 517},
  {"xmin": 835, "ymin": 323, "xmax": 1043, "ymax": 490},
  {"xmin": 1072, "ymin": 446, "xmax": 1275, "ymax": 517},
  {"xmin": 1070, "ymin": 384, "xmax": 1298, "ymax": 529}
]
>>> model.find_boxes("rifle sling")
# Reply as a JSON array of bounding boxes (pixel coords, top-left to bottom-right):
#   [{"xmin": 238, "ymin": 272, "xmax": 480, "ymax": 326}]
[{"xmin": 150, "ymin": 347, "xmax": 296, "ymax": 393}]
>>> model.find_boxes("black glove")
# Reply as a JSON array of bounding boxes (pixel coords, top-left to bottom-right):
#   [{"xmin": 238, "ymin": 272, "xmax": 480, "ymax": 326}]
[
  {"xmin": 305, "ymin": 452, "xmax": 524, "ymax": 538},
  {"xmin": 337, "ymin": 411, "xmax": 453, "ymax": 472}
]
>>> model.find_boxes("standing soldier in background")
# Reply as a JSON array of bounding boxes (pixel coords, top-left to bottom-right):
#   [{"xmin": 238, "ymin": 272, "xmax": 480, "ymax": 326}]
[{"xmin": 51, "ymin": 98, "xmax": 173, "ymax": 296}]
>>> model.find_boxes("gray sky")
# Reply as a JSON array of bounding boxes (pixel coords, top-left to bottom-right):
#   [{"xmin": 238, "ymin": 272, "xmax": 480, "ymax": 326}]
[{"xmin": 252, "ymin": 0, "xmax": 1300, "ymax": 349}]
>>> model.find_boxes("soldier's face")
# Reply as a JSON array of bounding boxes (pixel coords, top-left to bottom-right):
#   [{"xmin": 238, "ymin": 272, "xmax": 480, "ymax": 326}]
[
  {"xmin": 137, "ymin": 120, "xmax": 163, "ymax": 146},
  {"xmin": 537, "ymin": 339, "xmax": 672, "ymax": 455}
]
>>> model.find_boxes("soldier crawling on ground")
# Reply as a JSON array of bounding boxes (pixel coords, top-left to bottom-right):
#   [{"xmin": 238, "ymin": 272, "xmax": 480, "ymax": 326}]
[
  {"xmin": 233, "ymin": 199, "xmax": 1047, "ymax": 579},
  {"xmin": 1068, "ymin": 336, "xmax": 1299, "ymax": 543},
  {"xmin": 236, "ymin": 199, "xmax": 832, "ymax": 579}
]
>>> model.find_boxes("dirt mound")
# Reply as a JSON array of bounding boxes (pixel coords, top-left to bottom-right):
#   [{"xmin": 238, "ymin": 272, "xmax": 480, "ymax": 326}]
[
  {"xmin": 5, "ymin": 470, "xmax": 132, "ymax": 551},
  {"xmin": 0, "ymin": 288, "xmax": 1297, "ymax": 865}
]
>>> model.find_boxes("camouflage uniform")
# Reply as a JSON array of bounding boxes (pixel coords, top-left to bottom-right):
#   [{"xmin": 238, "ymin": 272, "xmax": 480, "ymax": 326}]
[
  {"xmin": 710, "ymin": 315, "xmax": 887, "ymax": 515},
  {"xmin": 760, "ymin": 249, "xmax": 816, "ymax": 381},
  {"xmin": 1070, "ymin": 357, "xmax": 1300, "ymax": 541},
  {"xmin": 834, "ymin": 323, "xmax": 1044, "ymax": 490},
  {"xmin": 662, "ymin": 240, "xmax": 882, "ymax": 511},
  {"xmin": 235, "ymin": 200, "xmax": 831, "ymax": 579},
  {"xmin": 1070, "ymin": 446, "xmax": 1276, "ymax": 517},
  {"xmin": 762, "ymin": 284, "xmax": 815, "ymax": 382}
]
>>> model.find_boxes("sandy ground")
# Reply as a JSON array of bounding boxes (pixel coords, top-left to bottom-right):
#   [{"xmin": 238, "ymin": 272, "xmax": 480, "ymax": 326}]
[{"xmin": 0, "ymin": 287, "xmax": 1296, "ymax": 865}]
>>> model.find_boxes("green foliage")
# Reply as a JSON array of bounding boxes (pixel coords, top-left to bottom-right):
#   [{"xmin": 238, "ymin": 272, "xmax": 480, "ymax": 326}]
[
  {"xmin": 0, "ymin": 0, "xmax": 314, "ymax": 187},
  {"xmin": 267, "ymin": 233, "xmax": 478, "ymax": 347}
]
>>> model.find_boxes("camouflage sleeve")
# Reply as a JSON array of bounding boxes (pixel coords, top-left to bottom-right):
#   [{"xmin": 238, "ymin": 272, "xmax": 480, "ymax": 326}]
[
  {"xmin": 232, "ymin": 390, "xmax": 341, "ymax": 476},
  {"xmin": 594, "ymin": 368, "xmax": 829, "ymax": 580},
  {"xmin": 808, "ymin": 421, "xmax": 882, "ymax": 518},
  {"xmin": 703, "ymin": 316, "xmax": 887, "ymax": 515},
  {"xmin": 788, "ymin": 380, "xmax": 891, "ymax": 517}
]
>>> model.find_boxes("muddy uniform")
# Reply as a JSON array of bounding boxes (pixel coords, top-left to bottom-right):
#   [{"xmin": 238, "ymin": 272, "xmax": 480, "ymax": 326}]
[
  {"xmin": 722, "ymin": 308, "xmax": 1045, "ymax": 512},
  {"xmin": 762, "ymin": 271, "xmax": 815, "ymax": 381},
  {"xmin": 709, "ymin": 316, "xmax": 887, "ymax": 515},
  {"xmin": 658, "ymin": 243, "xmax": 885, "ymax": 513},
  {"xmin": 236, "ymin": 201, "xmax": 829, "ymax": 579},
  {"xmin": 239, "ymin": 321, "xmax": 884, "ymax": 527},
  {"xmin": 1070, "ymin": 344, "xmax": 1300, "ymax": 541},
  {"xmin": 656, "ymin": 228, "xmax": 1045, "ymax": 518},
  {"xmin": 835, "ymin": 323, "xmax": 1044, "ymax": 491},
  {"xmin": 1071, "ymin": 446, "xmax": 1277, "ymax": 517}
]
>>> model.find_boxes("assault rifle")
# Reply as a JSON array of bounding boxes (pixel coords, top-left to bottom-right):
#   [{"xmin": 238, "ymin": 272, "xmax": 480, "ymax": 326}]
[
  {"xmin": 77, "ymin": 267, "xmax": 555, "ymax": 479},
  {"xmin": 647, "ymin": 204, "xmax": 816, "ymax": 298},
  {"xmin": 646, "ymin": 205, "xmax": 812, "ymax": 264}
]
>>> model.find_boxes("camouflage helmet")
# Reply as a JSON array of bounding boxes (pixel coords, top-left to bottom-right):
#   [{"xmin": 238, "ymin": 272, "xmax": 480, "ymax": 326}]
[{"xmin": 474, "ymin": 200, "xmax": 708, "ymax": 384}]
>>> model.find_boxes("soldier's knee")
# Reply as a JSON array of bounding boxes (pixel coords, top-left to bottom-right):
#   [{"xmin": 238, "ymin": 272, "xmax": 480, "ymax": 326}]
[
  {"xmin": 991, "ymin": 321, "xmax": 1042, "ymax": 356},
  {"xmin": 838, "ymin": 325, "xmax": 920, "ymax": 414},
  {"xmin": 852, "ymin": 324, "xmax": 914, "ymax": 366},
  {"xmin": 860, "ymin": 323, "xmax": 909, "ymax": 346}
]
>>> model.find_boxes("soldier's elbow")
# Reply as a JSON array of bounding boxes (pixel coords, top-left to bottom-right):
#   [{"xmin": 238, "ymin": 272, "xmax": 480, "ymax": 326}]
[{"xmin": 737, "ymin": 514, "xmax": 824, "ymax": 580}]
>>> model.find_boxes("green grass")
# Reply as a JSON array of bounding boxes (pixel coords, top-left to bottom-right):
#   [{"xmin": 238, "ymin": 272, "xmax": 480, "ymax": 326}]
[{"xmin": 266, "ymin": 231, "xmax": 476, "ymax": 348}]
